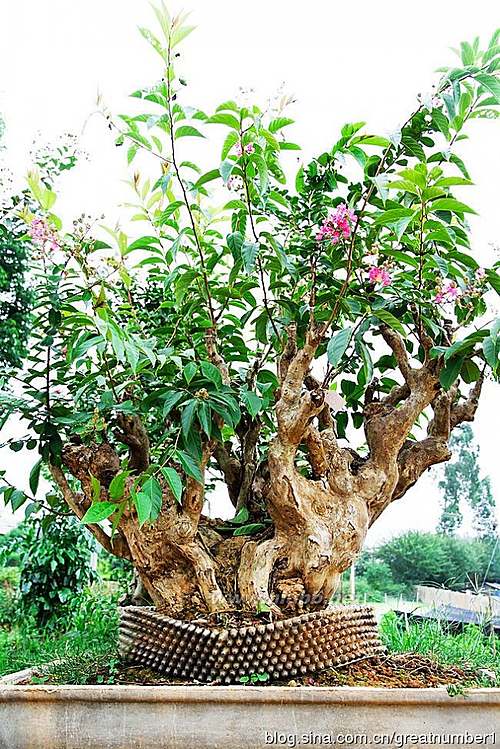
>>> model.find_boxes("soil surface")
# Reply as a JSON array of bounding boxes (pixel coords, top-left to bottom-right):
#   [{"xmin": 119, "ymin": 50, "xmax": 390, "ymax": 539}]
[{"xmin": 82, "ymin": 653, "xmax": 482, "ymax": 689}]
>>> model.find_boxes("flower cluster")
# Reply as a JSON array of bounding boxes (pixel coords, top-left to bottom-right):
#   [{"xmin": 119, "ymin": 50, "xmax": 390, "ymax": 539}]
[
  {"xmin": 368, "ymin": 265, "xmax": 392, "ymax": 286},
  {"xmin": 434, "ymin": 281, "xmax": 460, "ymax": 304},
  {"xmin": 227, "ymin": 175, "xmax": 244, "ymax": 191},
  {"xmin": 316, "ymin": 204, "xmax": 356, "ymax": 244},
  {"xmin": 235, "ymin": 141, "xmax": 255, "ymax": 157},
  {"xmin": 435, "ymin": 268, "xmax": 487, "ymax": 307},
  {"xmin": 28, "ymin": 217, "xmax": 60, "ymax": 252}
]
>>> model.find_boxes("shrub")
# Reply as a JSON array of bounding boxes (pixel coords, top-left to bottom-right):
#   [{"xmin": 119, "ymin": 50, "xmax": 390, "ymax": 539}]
[{"xmin": 18, "ymin": 516, "xmax": 95, "ymax": 625}]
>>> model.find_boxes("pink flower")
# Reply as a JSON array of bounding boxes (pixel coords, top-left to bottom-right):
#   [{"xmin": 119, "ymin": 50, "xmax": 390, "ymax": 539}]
[
  {"xmin": 443, "ymin": 281, "xmax": 460, "ymax": 300},
  {"xmin": 28, "ymin": 217, "xmax": 60, "ymax": 252},
  {"xmin": 316, "ymin": 204, "xmax": 356, "ymax": 244},
  {"xmin": 235, "ymin": 142, "xmax": 255, "ymax": 157},
  {"xmin": 368, "ymin": 265, "xmax": 392, "ymax": 287},
  {"xmin": 475, "ymin": 267, "xmax": 486, "ymax": 281},
  {"xmin": 435, "ymin": 281, "xmax": 460, "ymax": 304}
]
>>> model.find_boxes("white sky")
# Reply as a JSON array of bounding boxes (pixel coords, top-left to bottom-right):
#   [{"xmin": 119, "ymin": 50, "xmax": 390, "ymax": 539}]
[{"xmin": 0, "ymin": 0, "xmax": 499, "ymax": 542}]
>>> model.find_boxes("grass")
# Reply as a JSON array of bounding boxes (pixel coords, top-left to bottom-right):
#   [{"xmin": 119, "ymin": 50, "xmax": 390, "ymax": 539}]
[
  {"xmin": 381, "ymin": 611, "xmax": 499, "ymax": 680},
  {"xmin": 0, "ymin": 586, "xmax": 119, "ymax": 684},
  {"xmin": 1, "ymin": 578, "xmax": 499, "ymax": 686}
]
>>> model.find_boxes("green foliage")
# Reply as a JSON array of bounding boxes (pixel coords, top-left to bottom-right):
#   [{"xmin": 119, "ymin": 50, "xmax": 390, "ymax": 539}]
[
  {"xmin": 0, "ymin": 231, "xmax": 33, "ymax": 368},
  {"xmin": 0, "ymin": 567, "xmax": 20, "ymax": 627},
  {"xmin": 376, "ymin": 531, "xmax": 499, "ymax": 591},
  {"xmin": 381, "ymin": 612, "xmax": 500, "ymax": 680},
  {"xmin": 18, "ymin": 516, "xmax": 95, "ymax": 625},
  {"xmin": 0, "ymin": 521, "xmax": 35, "ymax": 568},
  {"xmin": 0, "ymin": 126, "xmax": 79, "ymax": 373},
  {"xmin": 354, "ymin": 555, "xmax": 409, "ymax": 601},
  {"xmin": 0, "ymin": 585, "xmax": 119, "ymax": 682},
  {"xmin": 0, "ymin": 10, "xmax": 498, "ymax": 585},
  {"xmin": 437, "ymin": 425, "xmax": 497, "ymax": 539},
  {"xmin": 239, "ymin": 671, "xmax": 270, "ymax": 684},
  {"xmin": 1, "ymin": 17, "xmax": 498, "ymax": 505}
]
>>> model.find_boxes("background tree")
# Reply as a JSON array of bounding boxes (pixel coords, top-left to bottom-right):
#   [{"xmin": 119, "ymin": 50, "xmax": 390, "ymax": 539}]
[
  {"xmin": 0, "ymin": 114, "xmax": 33, "ymax": 370},
  {"xmin": 1, "ymin": 8, "xmax": 500, "ymax": 619},
  {"xmin": 437, "ymin": 424, "xmax": 497, "ymax": 538},
  {"xmin": 0, "ymin": 127, "xmax": 79, "ymax": 373},
  {"xmin": 375, "ymin": 531, "xmax": 499, "ymax": 591}
]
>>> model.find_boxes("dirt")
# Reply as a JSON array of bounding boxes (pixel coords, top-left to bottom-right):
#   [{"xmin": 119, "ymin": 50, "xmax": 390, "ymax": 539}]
[
  {"xmin": 86, "ymin": 653, "xmax": 482, "ymax": 689},
  {"xmin": 155, "ymin": 604, "xmax": 269, "ymax": 629}
]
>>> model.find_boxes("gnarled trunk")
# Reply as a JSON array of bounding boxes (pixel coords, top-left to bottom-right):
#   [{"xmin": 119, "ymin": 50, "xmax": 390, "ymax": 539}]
[{"xmin": 51, "ymin": 325, "xmax": 483, "ymax": 619}]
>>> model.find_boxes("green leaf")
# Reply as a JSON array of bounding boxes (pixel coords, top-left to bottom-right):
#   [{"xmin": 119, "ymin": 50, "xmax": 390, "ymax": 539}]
[
  {"xmin": 327, "ymin": 327, "xmax": 353, "ymax": 367},
  {"xmin": 358, "ymin": 341, "xmax": 374, "ymax": 384},
  {"xmin": 434, "ymin": 176, "xmax": 473, "ymax": 187},
  {"xmin": 483, "ymin": 336, "xmax": 497, "ymax": 369},
  {"xmin": 439, "ymin": 356, "xmax": 464, "ymax": 390},
  {"xmin": 90, "ymin": 475, "xmax": 101, "ymax": 503},
  {"xmin": 207, "ymin": 113, "xmax": 240, "ymax": 130},
  {"xmin": 269, "ymin": 117, "xmax": 295, "ymax": 133},
  {"xmin": 81, "ymin": 502, "xmax": 117, "ymax": 524},
  {"xmin": 241, "ymin": 390, "xmax": 263, "ymax": 417},
  {"xmin": 138, "ymin": 476, "xmax": 163, "ymax": 523},
  {"xmin": 374, "ymin": 207, "xmax": 414, "ymax": 225},
  {"xmin": 108, "ymin": 470, "xmax": 130, "ymax": 501},
  {"xmin": 375, "ymin": 310, "xmax": 406, "ymax": 337},
  {"xmin": 193, "ymin": 169, "xmax": 221, "ymax": 191},
  {"xmin": 432, "ymin": 109, "xmax": 450, "ymax": 138},
  {"xmin": 219, "ymin": 159, "xmax": 235, "ymax": 182},
  {"xmin": 295, "ymin": 165, "xmax": 305, "ymax": 193},
  {"xmin": 162, "ymin": 391, "xmax": 185, "ymax": 417},
  {"xmin": 162, "ymin": 467, "xmax": 183, "ymax": 504},
  {"xmin": 233, "ymin": 522, "xmax": 266, "ymax": 536},
  {"xmin": 241, "ymin": 241, "xmax": 259, "ymax": 273},
  {"xmin": 253, "ymin": 155, "xmax": 269, "ymax": 194},
  {"xmin": 475, "ymin": 73, "xmax": 500, "ymax": 104},
  {"xmin": 443, "ymin": 330, "xmax": 488, "ymax": 361},
  {"xmin": 133, "ymin": 491, "xmax": 152, "ymax": 527},
  {"xmin": 171, "ymin": 24, "xmax": 195, "ymax": 48},
  {"xmin": 176, "ymin": 450, "xmax": 203, "ymax": 484},
  {"xmin": 231, "ymin": 506, "xmax": 249, "ymax": 524},
  {"xmin": 158, "ymin": 200, "xmax": 184, "ymax": 223},
  {"xmin": 29, "ymin": 459, "xmax": 42, "ymax": 496},
  {"xmin": 181, "ymin": 399, "xmax": 198, "ymax": 438},
  {"xmin": 461, "ymin": 359, "xmax": 481, "ymax": 384},
  {"xmin": 221, "ymin": 131, "xmax": 239, "ymax": 160},
  {"xmin": 175, "ymin": 125, "xmax": 204, "ymax": 139},
  {"xmin": 431, "ymin": 198, "xmax": 477, "ymax": 215},
  {"xmin": 200, "ymin": 361, "xmax": 223, "ymax": 387},
  {"xmin": 197, "ymin": 402, "xmax": 212, "ymax": 436},
  {"xmin": 355, "ymin": 135, "xmax": 391, "ymax": 147},
  {"xmin": 486, "ymin": 270, "xmax": 500, "ymax": 296},
  {"xmin": 183, "ymin": 362, "xmax": 198, "ymax": 384},
  {"xmin": 227, "ymin": 231, "xmax": 243, "ymax": 257},
  {"xmin": 10, "ymin": 490, "xmax": 27, "ymax": 512}
]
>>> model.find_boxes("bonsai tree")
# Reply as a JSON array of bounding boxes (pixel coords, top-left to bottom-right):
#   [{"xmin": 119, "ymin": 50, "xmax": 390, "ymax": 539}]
[{"xmin": 1, "ymin": 8, "xmax": 499, "ymax": 618}]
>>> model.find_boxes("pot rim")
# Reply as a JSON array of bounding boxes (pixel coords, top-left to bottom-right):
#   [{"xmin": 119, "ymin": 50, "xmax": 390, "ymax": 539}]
[{"xmin": 1, "ymin": 684, "xmax": 499, "ymax": 706}]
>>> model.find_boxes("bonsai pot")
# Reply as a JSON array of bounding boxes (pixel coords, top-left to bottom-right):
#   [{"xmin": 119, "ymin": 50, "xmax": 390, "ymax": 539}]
[{"xmin": 0, "ymin": 684, "xmax": 498, "ymax": 749}]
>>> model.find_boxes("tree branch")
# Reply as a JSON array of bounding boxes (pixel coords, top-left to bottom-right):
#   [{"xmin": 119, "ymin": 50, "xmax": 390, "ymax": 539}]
[
  {"xmin": 379, "ymin": 326, "xmax": 412, "ymax": 383},
  {"xmin": 114, "ymin": 413, "xmax": 150, "ymax": 472},
  {"xmin": 213, "ymin": 442, "xmax": 241, "ymax": 506},
  {"xmin": 49, "ymin": 463, "xmax": 130, "ymax": 558},
  {"xmin": 450, "ymin": 376, "xmax": 484, "ymax": 429}
]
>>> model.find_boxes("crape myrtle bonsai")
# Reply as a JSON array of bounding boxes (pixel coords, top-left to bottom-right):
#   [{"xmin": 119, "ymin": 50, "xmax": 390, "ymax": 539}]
[{"xmin": 1, "ymin": 7, "xmax": 500, "ymax": 619}]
